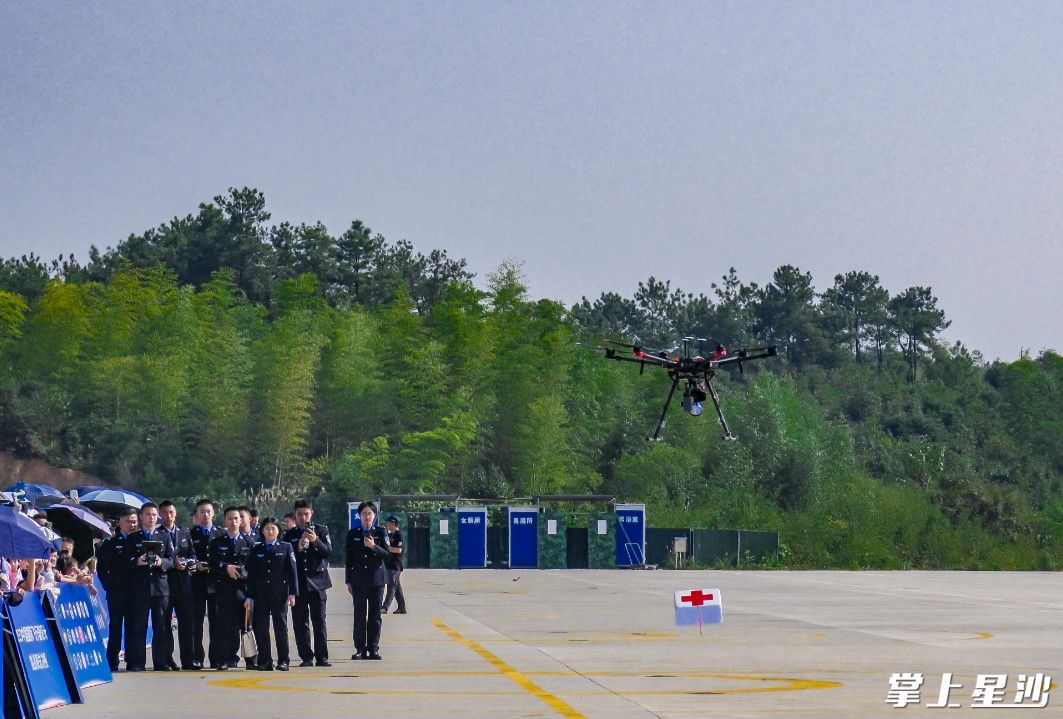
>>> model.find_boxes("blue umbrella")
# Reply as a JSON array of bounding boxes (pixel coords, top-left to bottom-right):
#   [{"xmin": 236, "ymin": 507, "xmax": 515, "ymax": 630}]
[
  {"xmin": 68, "ymin": 485, "xmax": 113, "ymax": 498},
  {"xmin": 3, "ymin": 482, "xmax": 65, "ymax": 504},
  {"xmin": 0, "ymin": 505, "xmax": 54, "ymax": 558}
]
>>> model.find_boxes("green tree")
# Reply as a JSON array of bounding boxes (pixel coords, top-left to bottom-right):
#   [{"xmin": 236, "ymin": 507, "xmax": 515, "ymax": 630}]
[
  {"xmin": 821, "ymin": 271, "xmax": 889, "ymax": 363},
  {"xmin": 888, "ymin": 287, "xmax": 950, "ymax": 382}
]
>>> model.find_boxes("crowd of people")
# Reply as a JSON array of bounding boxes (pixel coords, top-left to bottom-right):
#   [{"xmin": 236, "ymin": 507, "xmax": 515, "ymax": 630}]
[
  {"xmin": 2, "ymin": 496, "xmax": 407, "ymax": 672},
  {"xmin": 1, "ymin": 512, "xmax": 97, "ymax": 599}
]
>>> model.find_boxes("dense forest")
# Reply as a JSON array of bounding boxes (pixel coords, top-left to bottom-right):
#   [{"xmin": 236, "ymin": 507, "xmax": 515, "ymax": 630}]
[{"xmin": 1, "ymin": 188, "xmax": 1060, "ymax": 568}]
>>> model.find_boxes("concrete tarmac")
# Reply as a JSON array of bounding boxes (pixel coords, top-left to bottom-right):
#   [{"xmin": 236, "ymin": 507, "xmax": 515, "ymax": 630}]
[{"xmin": 61, "ymin": 569, "xmax": 1062, "ymax": 718}]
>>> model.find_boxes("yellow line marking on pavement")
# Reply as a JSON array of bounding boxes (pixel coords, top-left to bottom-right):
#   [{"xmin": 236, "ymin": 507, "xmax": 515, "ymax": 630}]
[
  {"xmin": 207, "ymin": 671, "xmax": 841, "ymax": 697},
  {"xmin": 432, "ymin": 617, "xmax": 587, "ymax": 719},
  {"xmin": 966, "ymin": 632, "xmax": 993, "ymax": 640},
  {"xmin": 209, "ymin": 676, "xmax": 310, "ymax": 693}
]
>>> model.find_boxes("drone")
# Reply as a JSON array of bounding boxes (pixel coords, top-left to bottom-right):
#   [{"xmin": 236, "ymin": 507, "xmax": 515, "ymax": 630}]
[{"xmin": 602, "ymin": 336, "xmax": 776, "ymax": 441}]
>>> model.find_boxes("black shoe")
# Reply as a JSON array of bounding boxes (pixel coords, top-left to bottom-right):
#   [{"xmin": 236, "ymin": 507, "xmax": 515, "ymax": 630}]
[
  {"xmin": 226, "ymin": 662, "xmax": 240, "ymax": 669},
  {"xmin": 316, "ymin": 659, "xmax": 332, "ymax": 667},
  {"xmin": 182, "ymin": 666, "xmax": 199, "ymax": 671},
  {"xmin": 127, "ymin": 667, "xmax": 145, "ymax": 672},
  {"xmin": 277, "ymin": 663, "xmax": 289, "ymax": 671},
  {"xmin": 298, "ymin": 660, "xmax": 314, "ymax": 667},
  {"xmin": 258, "ymin": 664, "xmax": 274, "ymax": 671},
  {"xmin": 380, "ymin": 607, "xmax": 389, "ymax": 614},
  {"xmin": 352, "ymin": 652, "xmax": 364, "ymax": 660},
  {"xmin": 191, "ymin": 662, "xmax": 203, "ymax": 670},
  {"xmin": 215, "ymin": 665, "xmax": 228, "ymax": 671},
  {"xmin": 394, "ymin": 608, "xmax": 407, "ymax": 614},
  {"xmin": 366, "ymin": 652, "xmax": 382, "ymax": 660}
]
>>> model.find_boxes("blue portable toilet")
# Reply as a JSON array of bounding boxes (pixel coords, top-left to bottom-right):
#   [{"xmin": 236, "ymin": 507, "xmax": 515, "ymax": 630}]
[
  {"xmin": 508, "ymin": 506, "xmax": 538, "ymax": 568},
  {"xmin": 457, "ymin": 506, "xmax": 488, "ymax": 568},
  {"xmin": 614, "ymin": 503, "xmax": 646, "ymax": 566}
]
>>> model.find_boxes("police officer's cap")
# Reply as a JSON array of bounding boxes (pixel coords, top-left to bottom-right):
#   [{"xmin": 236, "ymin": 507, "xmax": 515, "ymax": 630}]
[{"xmin": 386, "ymin": 515, "xmax": 400, "ymax": 524}]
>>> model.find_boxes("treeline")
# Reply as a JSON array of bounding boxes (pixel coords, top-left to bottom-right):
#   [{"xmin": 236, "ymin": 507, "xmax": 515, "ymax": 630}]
[{"xmin": 0, "ymin": 188, "xmax": 1060, "ymax": 569}]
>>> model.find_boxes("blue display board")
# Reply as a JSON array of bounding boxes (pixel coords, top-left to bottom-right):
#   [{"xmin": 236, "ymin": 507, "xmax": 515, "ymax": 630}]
[
  {"xmin": 6, "ymin": 592, "xmax": 79, "ymax": 712},
  {"xmin": 508, "ymin": 507, "xmax": 538, "ymax": 568},
  {"xmin": 457, "ymin": 507, "xmax": 487, "ymax": 568},
  {"xmin": 614, "ymin": 504, "xmax": 646, "ymax": 566},
  {"xmin": 89, "ymin": 575, "xmax": 109, "ymax": 647},
  {"xmin": 47, "ymin": 585, "xmax": 112, "ymax": 689}
]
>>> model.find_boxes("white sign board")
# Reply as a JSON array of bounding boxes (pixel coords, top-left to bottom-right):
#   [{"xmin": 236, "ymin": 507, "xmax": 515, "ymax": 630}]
[
  {"xmin": 597, "ymin": 519, "xmax": 607, "ymax": 535},
  {"xmin": 439, "ymin": 519, "xmax": 449, "ymax": 535},
  {"xmin": 547, "ymin": 519, "xmax": 557, "ymax": 535}
]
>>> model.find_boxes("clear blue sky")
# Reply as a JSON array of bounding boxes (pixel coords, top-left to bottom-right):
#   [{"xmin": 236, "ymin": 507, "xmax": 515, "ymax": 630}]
[{"xmin": 2, "ymin": 2, "xmax": 1060, "ymax": 360}]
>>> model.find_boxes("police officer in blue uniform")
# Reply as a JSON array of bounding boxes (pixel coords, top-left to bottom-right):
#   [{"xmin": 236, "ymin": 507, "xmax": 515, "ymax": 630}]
[
  {"xmin": 189, "ymin": 498, "xmax": 219, "ymax": 669},
  {"xmin": 381, "ymin": 515, "xmax": 407, "ymax": 614},
  {"xmin": 208, "ymin": 506, "xmax": 253, "ymax": 670},
  {"xmin": 159, "ymin": 500, "xmax": 197, "ymax": 670},
  {"xmin": 125, "ymin": 502, "xmax": 176, "ymax": 671},
  {"xmin": 345, "ymin": 501, "xmax": 390, "ymax": 660},
  {"xmin": 189, "ymin": 499, "xmax": 220, "ymax": 667},
  {"xmin": 244, "ymin": 517, "xmax": 298, "ymax": 671},
  {"xmin": 97, "ymin": 506, "xmax": 138, "ymax": 671},
  {"xmin": 282, "ymin": 499, "xmax": 333, "ymax": 667}
]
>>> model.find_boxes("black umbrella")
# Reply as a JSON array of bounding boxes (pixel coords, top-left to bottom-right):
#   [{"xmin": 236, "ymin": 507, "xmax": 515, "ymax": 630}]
[{"xmin": 43, "ymin": 503, "xmax": 113, "ymax": 563}]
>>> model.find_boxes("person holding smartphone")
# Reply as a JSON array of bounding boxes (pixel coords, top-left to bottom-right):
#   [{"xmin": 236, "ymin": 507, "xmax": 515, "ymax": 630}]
[
  {"xmin": 344, "ymin": 501, "xmax": 390, "ymax": 660},
  {"xmin": 282, "ymin": 499, "xmax": 333, "ymax": 667}
]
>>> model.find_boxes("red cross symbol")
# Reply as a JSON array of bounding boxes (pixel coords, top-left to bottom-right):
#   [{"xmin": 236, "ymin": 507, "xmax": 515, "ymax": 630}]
[{"xmin": 680, "ymin": 590, "xmax": 714, "ymax": 606}]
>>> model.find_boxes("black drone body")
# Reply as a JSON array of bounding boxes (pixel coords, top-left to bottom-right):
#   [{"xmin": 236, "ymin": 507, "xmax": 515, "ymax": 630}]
[{"xmin": 603, "ymin": 337, "xmax": 776, "ymax": 441}]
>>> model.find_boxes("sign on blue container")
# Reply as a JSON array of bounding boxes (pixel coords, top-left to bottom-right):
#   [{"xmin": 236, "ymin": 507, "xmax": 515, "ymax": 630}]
[
  {"xmin": 457, "ymin": 507, "xmax": 487, "ymax": 568},
  {"xmin": 48, "ymin": 585, "xmax": 112, "ymax": 689},
  {"xmin": 614, "ymin": 503, "xmax": 646, "ymax": 566},
  {"xmin": 6, "ymin": 592, "xmax": 78, "ymax": 711},
  {"xmin": 508, "ymin": 507, "xmax": 538, "ymax": 568}
]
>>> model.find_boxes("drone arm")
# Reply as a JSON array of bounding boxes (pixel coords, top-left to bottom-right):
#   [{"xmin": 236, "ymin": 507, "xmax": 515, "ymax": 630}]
[
  {"xmin": 711, "ymin": 346, "xmax": 777, "ymax": 369},
  {"xmin": 605, "ymin": 352, "xmax": 675, "ymax": 369},
  {"xmin": 650, "ymin": 374, "xmax": 681, "ymax": 441}
]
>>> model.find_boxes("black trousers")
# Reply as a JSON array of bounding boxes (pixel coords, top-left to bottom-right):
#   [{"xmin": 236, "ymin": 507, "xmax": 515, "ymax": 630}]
[
  {"xmin": 292, "ymin": 588, "xmax": 328, "ymax": 662},
  {"xmin": 252, "ymin": 599, "xmax": 290, "ymax": 666},
  {"xmin": 105, "ymin": 591, "xmax": 131, "ymax": 671},
  {"xmin": 191, "ymin": 578, "xmax": 218, "ymax": 666},
  {"xmin": 166, "ymin": 583, "xmax": 195, "ymax": 668},
  {"xmin": 352, "ymin": 585, "xmax": 385, "ymax": 654},
  {"xmin": 127, "ymin": 594, "xmax": 171, "ymax": 670},
  {"xmin": 383, "ymin": 567, "xmax": 406, "ymax": 612},
  {"xmin": 214, "ymin": 592, "xmax": 244, "ymax": 666}
]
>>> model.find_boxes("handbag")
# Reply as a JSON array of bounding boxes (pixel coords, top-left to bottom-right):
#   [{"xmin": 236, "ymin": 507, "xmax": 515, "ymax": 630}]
[{"xmin": 240, "ymin": 604, "xmax": 258, "ymax": 659}]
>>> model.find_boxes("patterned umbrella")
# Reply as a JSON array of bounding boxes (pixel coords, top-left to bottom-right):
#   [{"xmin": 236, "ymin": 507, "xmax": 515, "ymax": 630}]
[
  {"xmin": 79, "ymin": 489, "xmax": 147, "ymax": 516},
  {"xmin": 0, "ymin": 505, "xmax": 54, "ymax": 559}
]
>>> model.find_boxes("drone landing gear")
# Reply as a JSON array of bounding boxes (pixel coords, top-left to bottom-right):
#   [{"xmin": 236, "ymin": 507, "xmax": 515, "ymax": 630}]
[
  {"xmin": 704, "ymin": 378, "xmax": 737, "ymax": 441},
  {"xmin": 649, "ymin": 375, "xmax": 680, "ymax": 441},
  {"xmin": 649, "ymin": 373, "xmax": 738, "ymax": 441}
]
